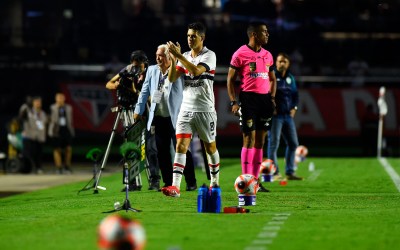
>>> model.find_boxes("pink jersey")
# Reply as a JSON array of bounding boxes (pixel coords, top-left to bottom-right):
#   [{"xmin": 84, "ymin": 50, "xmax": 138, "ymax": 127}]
[{"xmin": 230, "ymin": 45, "xmax": 274, "ymax": 94}]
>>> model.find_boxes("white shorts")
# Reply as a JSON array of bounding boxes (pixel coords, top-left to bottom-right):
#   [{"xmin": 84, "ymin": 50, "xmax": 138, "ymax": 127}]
[{"xmin": 176, "ymin": 111, "xmax": 217, "ymax": 143}]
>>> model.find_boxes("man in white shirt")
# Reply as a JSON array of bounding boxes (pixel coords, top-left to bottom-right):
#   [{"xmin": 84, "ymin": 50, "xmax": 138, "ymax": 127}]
[{"xmin": 163, "ymin": 22, "xmax": 220, "ymax": 197}]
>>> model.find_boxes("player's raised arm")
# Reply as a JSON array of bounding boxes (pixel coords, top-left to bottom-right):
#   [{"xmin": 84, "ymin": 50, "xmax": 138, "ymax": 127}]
[{"xmin": 166, "ymin": 41, "xmax": 182, "ymax": 83}]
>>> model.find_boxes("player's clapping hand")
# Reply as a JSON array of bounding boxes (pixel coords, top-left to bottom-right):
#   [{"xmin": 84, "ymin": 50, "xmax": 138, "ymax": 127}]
[{"xmin": 167, "ymin": 41, "xmax": 181, "ymax": 57}]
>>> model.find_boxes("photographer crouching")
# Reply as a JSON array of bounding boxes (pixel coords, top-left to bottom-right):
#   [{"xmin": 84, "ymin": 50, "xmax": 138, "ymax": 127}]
[{"xmin": 105, "ymin": 50, "xmax": 159, "ymax": 192}]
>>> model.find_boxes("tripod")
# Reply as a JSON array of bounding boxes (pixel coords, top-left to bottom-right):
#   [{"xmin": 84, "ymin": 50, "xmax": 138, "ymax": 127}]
[
  {"xmin": 93, "ymin": 104, "xmax": 149, "ymax": 194},
  {"xmin": 77, "ymin": 148, "xmax": 103, "ymax": 194},
  {"xmin": 104, "ymin": 142, "xmax": 141, "ymax": 213}
]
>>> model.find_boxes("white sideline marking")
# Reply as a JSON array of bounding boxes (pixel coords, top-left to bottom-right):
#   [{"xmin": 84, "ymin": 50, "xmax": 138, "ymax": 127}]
[
  {"xmin": 378, "ymin": 157, "xmax": 400, "ymax": 192},
  {"xmin": 258, "ymin": 232, "xmax": 278, "ymax": 238},
  {"xmin": 244, "ymin": 247, "xmax": 267, "ymax": 250},
  {"xmin": 262, "ymin": 226, "xmax": 281, "ymax": 230},
  {"xmin": 272, "ymin": 216, "xmax": 288, "ymax": 221},
  {"xmin": 308, "ymin": 170, "xmax": 322, "ymax": 181},
  {"xmin": 267, "ymin": 221, "xmax": 284, "ymax": 225},
  {"xmin": 244, "ymin": 213, "xmax": 291, "ymax": 250},
  {"xmin": 252, "ymin": 240, "xmax": 273, "ymax": 245},
  {"xmin": 275, "ymin": 213, "xmax": 291, "ymax": 216}
]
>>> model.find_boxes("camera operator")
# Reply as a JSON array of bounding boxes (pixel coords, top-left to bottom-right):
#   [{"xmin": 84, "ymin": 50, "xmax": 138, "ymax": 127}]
[
  {"xmin": 105, "ymin": 50, "xmax": 159, "ymax": 191},
  {"xmin": 106, "ymin": 50, "xmax": 148, "ymax": 105}
]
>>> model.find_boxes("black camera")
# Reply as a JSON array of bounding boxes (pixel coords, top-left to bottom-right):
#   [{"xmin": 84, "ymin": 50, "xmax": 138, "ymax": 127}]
[
  {"xmin": 117, "ymin": 66, "xmax": 141, "ymax": 107},
  {"xmin": 119, "ymin": 65, "xmax": 141, "ymax": 80},
  {"xmin": 115, "ymin": 50, "xmax": 149, "ymax": 108}
]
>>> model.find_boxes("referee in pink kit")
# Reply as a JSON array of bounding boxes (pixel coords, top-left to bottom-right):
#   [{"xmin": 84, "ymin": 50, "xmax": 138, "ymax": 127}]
[{"xmin": 227, "ymin": 21, "xmax": 277, "ymax": 193}]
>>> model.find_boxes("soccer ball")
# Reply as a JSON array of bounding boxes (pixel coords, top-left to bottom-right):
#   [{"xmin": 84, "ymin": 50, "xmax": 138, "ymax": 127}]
[
  {"xmin": 259, "ymin": 159, "xmax": 276, "ymax": 175},
  {"xmin": 98, "ymin": 214, "xmax": 146, "ymax": 250},
  {"xmin": 234, "ymin": 174, "xmax": 258, "ymax": 195},
  {"xmin": 295, "ymin": 145, "xmax": 308, "ymax": 163}
]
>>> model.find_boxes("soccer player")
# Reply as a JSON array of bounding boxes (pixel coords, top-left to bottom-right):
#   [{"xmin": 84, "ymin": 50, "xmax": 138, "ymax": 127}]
[
  {"xmin": 162, "ymin": 22, "xmax": 219, "ymax": 197},
  {"xmin": 227, "ymin": 21, "xmax": 277, "ymax": 192}
]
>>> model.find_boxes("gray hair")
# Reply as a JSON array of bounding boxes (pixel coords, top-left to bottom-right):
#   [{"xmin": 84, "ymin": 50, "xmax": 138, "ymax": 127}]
[{"xmin": 158, "ymin": 44, "xmax": 170, "ymax": 60}]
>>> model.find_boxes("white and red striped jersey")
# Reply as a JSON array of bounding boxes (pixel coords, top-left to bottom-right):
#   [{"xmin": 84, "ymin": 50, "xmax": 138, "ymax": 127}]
[{"xmin": 176, "ymin": 47, "xmax": 216, "ymax": 112}]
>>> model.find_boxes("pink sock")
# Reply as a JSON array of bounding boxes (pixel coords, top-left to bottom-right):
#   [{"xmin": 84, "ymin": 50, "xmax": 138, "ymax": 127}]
[
  {"xmin": 241, "ymin": 147, "xmax": 254, "ymax": 175},
  {"xmin": 252, "ymin": 148, "xmax": 263, "ymax": 179}
]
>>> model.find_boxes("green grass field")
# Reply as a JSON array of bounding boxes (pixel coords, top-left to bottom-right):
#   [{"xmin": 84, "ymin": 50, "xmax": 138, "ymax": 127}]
[{"xmin": 1, "ymin": 158, "xmax": 400, "ymax": 250}]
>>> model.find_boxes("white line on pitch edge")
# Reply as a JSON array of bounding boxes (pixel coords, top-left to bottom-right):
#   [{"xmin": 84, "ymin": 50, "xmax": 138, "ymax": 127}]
[
  {"xmin": 252, "ymin": 239, "xmax": 273, "ymax": 245},
  {"xmin": 244, "ymin": 213, "xmax": 291, "ymax": 250},
  {"xmin": 244, "ymin": 247, "xmax": 267, "ymax": 250},
  {"xmin": 275, "ymin": 213, "xmax": 291, "ymax": 216},
  {"xmin": 258, "ymin": 232, "xmax": 278, "ymax": 238},
  {"xmin": 262, "ymin": 226, "xmax": 281, "ymax": 230},
  {"xmin": 272, "ymin": 216, "xmax": 288, "ymax": 221},
  {"xmin": 378, "ymin": 157, "xmax": 400, "ymax": 192},
  {"xmin": 267, "ymin": 221, "xmax": 284, "ymax": 225}
]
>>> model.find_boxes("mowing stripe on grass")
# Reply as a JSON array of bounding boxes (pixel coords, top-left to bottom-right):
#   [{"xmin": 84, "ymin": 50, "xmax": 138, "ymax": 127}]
[
  {"xmin": 308, "ymin": 170, "xmax": 322, "ymax": 181},
  {"xmin": 379, "ymin": 157, "xmax": 400, "ymax": 192},
  {"xmin": 244, "ymin": 213, "xmax": 291, "ymax": 250}
]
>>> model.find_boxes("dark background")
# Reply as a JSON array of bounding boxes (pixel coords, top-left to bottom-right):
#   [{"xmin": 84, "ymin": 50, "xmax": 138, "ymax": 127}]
[{"xmin": 1, "ymin": 0, "xmax": 399, "ymax": 161}]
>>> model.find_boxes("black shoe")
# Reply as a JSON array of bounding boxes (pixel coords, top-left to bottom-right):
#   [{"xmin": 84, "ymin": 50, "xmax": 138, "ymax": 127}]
[
  {"xmin": 130, "ymin": 185, "xmax": 142, "ymax": 191},
  {"xmin": 121, "ymin": 184, "xmax": 142, "ymax": 192},
  {"xmin": 186, "ymin": 184, "xmax": 198, "ymax": 191},
  {"xmin": 257, "ymin": 182, "xmax": 270, "ymax": 193},
  {"xmin": 148, "ymin": 181, "xmax": 160, "ymax": 191},
  {"xmin": 287, "ymin": 174, "xmax": 304, "ymax": 181},
  {"xmin": 63, "ymin": 167, "xmax": 72, "ymax": 175}
]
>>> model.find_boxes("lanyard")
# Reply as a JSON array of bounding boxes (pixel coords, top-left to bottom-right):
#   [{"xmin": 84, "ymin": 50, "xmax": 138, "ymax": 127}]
[{"xmin": 158, "ymin": 72, "xmax": 167, "ymax": 90}]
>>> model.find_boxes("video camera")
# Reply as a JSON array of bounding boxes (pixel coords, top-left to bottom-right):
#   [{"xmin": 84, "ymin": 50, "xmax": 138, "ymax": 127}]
[
  {"xmin": 116, "ymin": 65, "xmax": 142, "ymax": 107},
  {"xmin": 118, "ymin": 65, "xmax": 142, "ymax": 90},
  {"xmin": 116, "ymin": 50, "xmax": 149, "ymax": 108}
]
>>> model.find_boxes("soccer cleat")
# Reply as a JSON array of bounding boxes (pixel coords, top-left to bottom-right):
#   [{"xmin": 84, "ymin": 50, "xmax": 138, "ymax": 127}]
[
  {"xmin": 257, "ymin": 182, "xmax": 270, "ymax": 193},
  {"xmin": 161, "ymin": 186, "xmax": 181, "ymax": 197},
  {"xmin": 287, "ymin": 174, "xmax": 304, "ymax": 180}
]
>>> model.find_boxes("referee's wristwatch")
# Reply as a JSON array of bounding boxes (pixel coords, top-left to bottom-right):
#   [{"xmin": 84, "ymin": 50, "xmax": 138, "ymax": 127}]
[{"xmin": 230, "ymin": 100, "xmax": 237, "ymax": 106}]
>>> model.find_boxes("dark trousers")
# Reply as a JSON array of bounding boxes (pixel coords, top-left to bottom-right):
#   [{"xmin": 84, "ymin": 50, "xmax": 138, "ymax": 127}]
[
  {"xmin": 146, "ymin": 130, "xmax": 160, "ymax": 181},
  {"xmin": 153, "ymin": 116, "xmax": 197, "ymax": 187},
  {"xmin": 22, "ymin": 138, "xmax": 43, "ymax": 172}
]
